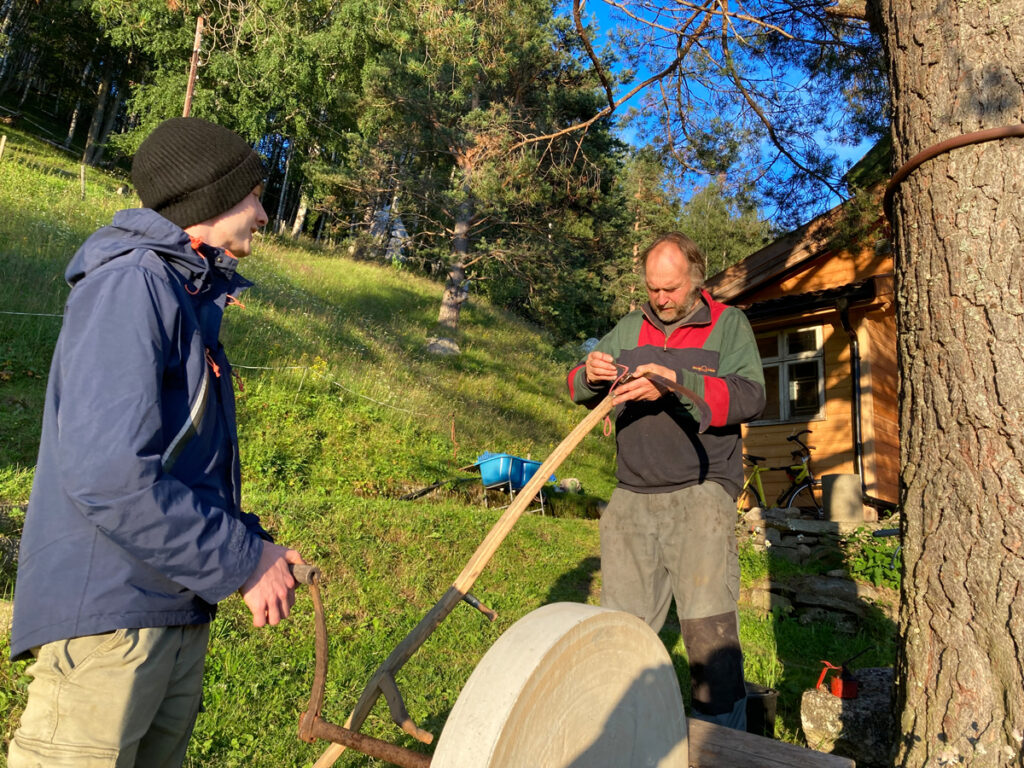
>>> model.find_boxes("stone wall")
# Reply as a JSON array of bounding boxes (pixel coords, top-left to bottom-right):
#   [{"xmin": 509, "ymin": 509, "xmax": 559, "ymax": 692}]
[{"xmin": 737, "ymin": 505, "xmax": 898, "ymax": 629}]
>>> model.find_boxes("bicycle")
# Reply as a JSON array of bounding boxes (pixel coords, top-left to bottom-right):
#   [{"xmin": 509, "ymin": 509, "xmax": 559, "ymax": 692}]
[{"xmin": 737, "ymin": 429, "xmax": 824, "ymax": 517}]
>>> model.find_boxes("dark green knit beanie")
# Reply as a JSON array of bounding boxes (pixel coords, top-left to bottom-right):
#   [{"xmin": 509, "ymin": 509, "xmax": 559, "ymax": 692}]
[{"xmin": 131, "ymin": 117, "xmax": 266, "ymax": 229}]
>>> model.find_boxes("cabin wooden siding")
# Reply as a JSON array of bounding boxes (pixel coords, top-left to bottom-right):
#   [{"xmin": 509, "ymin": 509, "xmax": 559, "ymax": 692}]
[
  {"xmin": 858, "ymin": 301, "xmax": 899, "ymax": 503},
  {"xmin": 740, "ymin": 317, "xmax": 858, "ymax": 507},
  {"xmin": 735, "ymin": 287, "xmax": 898, "ymax": 509}
]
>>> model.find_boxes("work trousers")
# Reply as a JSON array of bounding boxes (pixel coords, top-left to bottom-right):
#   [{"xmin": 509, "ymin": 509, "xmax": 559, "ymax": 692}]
[
  {"xmin": 8, "ymin": 624, "xmax": 210, "ymax": 768},
  {"xmin": 599, "ymin": 482, "xmax": 747, "ymax": 729}
]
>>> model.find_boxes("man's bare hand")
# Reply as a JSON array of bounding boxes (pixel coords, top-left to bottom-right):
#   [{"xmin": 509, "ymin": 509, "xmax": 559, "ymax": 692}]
[
  {"xmin": 612, "ymin": 363, "xmax": 677, "ymax": 405},
  {"xmin": 585, "ymin": 350, "xmax": 619, "ymax": 385},
  {"xmin": 240, "ymin": 542, "xmax": 304, "ymax": 627}
]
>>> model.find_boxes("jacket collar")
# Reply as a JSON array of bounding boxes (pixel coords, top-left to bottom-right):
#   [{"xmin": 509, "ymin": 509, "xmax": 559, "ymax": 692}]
[
  {"xmin": 67, "ymin": 208, "xmax": 252, "ymax": 295},
  {"xmin": 185, "ymin": 235, "xmax": 251, "ymax": 295}
]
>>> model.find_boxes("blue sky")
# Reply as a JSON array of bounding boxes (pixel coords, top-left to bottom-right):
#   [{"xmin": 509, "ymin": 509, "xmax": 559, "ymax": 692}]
[{"xmin": 561, "ymin": 1, "xmax": 876, "ymax": 218}]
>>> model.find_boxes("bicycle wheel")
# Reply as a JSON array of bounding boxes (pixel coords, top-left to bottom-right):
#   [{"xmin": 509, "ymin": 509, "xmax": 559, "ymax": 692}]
[{"xmin": 784, "ymin": 482, "xmax": 823, "ymax": 518}]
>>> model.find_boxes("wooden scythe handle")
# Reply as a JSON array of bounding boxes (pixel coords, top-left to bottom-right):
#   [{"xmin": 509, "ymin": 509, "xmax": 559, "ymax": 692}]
[{"xmin": 313, "ymin": 394, "xmax": 614, "ymax": 768}]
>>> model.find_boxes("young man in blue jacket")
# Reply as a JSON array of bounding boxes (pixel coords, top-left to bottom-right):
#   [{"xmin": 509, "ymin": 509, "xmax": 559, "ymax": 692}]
[{"xmin": 8, "ymin": 117, "xmax": 305, "ymax": 767}]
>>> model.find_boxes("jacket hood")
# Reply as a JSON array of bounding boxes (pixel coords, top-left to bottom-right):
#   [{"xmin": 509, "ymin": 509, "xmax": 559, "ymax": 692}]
[{"xmin": 66, "ymin": 208, "xmax": 209, "ymax": 287}]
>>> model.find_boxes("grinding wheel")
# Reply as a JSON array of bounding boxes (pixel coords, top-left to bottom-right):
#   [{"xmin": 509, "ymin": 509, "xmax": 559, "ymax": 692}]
[{"xmin": 432, "ymin": 602, "xmax": 688, "ymax": 768}]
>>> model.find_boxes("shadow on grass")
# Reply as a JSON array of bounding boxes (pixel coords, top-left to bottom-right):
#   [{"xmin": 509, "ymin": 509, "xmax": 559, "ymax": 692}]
[{"xmin": 544, "ymin": 555, "xmax": 600, "ymax": 605}]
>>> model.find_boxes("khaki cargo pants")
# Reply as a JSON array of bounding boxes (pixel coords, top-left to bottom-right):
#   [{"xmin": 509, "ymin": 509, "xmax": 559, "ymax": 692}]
[
  {"xmin": 599, "ymin": 482, "xmax": 747, "ymax": 728},
  {"xmin": 8, "ymin": 624, "xmax": 209, "ymax": 768}
]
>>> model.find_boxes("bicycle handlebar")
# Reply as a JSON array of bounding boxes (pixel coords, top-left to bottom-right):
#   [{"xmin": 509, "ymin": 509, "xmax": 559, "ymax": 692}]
[{"xmin": 787, "ymin": 430, "xmax": 814, "ymax": 452}]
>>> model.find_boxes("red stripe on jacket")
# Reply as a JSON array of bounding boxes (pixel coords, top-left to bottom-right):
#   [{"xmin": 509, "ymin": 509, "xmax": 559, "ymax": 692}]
[
  {"xmin": 703, "ymin": 376, "xmax": 730, "ymax": 427},
  {"xmin": 567, "ymin": 362, "xmax": 586, "ymax": 400},
  {"xmin": 638, "ymin": 292, "xmax": 732, "ymax": 425}
]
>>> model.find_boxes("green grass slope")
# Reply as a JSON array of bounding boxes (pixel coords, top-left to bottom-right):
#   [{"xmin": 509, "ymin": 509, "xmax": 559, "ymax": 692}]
[{"xmin": 0, "ymin": 127, "xmax": 894, "ymax": 766}]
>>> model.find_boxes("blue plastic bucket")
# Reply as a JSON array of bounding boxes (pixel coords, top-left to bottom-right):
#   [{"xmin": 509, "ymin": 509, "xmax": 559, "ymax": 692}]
[
  {"xmin": 478, "ymin": 453, "xmax": 515, "ymax": 487},
  {"xmin": 513, "ymin": 459, "xmax": 543, "ymax": 490}
]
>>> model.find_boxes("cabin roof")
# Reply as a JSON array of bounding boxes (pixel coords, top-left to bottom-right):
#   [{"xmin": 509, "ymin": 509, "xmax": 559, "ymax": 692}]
[
  {"xmin": 739, "ymin": 276, "xmax": 890, "ymax": 323},
  {"xmin": 705, "ymin": 202, "xmax": 848, "ymax": 303}
]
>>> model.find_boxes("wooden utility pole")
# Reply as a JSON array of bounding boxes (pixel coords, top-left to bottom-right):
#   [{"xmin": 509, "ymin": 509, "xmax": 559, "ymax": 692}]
[{"xmin": 182, "ymin": 15, "xmax": 205, "ymax": 118}]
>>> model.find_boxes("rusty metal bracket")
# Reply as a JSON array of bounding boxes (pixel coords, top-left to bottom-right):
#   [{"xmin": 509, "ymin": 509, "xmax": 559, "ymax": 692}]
[
  {"xmin": 883, "ymin": 124, "xmax": 1024, "ymax": 223},
  {"xmin": 293, "ymin": 564, "xmax": 432, "ymax": 768}
]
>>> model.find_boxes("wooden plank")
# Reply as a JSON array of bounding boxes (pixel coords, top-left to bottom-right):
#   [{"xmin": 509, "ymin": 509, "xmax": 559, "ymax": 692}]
[{"xmin": 687, "ymin": 719, "xmax": 855, "ymax": 768}]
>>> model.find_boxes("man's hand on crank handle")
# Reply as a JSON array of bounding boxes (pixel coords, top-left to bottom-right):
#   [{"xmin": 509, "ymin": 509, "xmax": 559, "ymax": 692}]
[
  {"xmin": 240, "ymin": 542, "xmax": 305, "ymax": 628},
  {"xmin": 585, "ymin": 350, "xmax": 619, "ymax": 385},
  {"xmin": 612, "ymin": 363, "xmax": 677, "ymax": 405}
]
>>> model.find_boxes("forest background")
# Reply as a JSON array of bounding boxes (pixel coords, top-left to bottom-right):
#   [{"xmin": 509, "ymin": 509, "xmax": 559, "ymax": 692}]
[{"xmin": 0, "ymin": 0, "xmax": 883, "ymax": 348}]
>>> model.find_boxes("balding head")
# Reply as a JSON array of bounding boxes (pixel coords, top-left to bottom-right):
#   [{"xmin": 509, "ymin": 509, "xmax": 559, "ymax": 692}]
[{"xmin": 642, "ymin": 233, "xmax": 706, "ymax": 322}]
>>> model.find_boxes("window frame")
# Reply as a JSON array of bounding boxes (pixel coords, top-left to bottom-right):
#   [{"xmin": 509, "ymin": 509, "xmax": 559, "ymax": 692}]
[{"xmin": 752, "ymin": 325, "xmax": 826, "ymax": 424}]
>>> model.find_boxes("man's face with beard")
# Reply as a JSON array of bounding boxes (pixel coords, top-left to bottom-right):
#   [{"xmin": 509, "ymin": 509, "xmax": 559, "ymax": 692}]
[{"xmin": 645, "ymin": 241, "xmax": 699, "ymax": 323}]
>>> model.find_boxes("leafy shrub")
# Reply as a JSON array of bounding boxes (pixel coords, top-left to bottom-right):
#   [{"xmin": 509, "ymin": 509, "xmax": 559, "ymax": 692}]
[{"xmin": 843, "ymin": 526, "xmax": 902, "ymax": 589}]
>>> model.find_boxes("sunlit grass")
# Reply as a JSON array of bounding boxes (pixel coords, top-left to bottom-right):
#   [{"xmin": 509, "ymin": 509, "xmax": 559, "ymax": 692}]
[{"xmin": 0, "ymin": 129, "xmax": 895, "ymax": 765}]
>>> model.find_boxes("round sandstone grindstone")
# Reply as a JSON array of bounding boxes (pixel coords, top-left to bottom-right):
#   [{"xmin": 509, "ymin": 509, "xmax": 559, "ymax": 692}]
[{"xmin": 432, "ymin": 602, "xmax": 689, "ymax": 768}]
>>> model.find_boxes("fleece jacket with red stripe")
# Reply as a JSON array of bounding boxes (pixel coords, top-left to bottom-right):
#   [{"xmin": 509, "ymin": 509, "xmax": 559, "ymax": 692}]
[{"xmin": 567, "ymin": 290, "xmax": 765, "ymax": 497}]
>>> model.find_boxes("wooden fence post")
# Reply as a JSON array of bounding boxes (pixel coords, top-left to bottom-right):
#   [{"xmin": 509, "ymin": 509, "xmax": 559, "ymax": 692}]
[{"xmin": 0, "ymin": 134, "xmax": 7, "ymax": 162}]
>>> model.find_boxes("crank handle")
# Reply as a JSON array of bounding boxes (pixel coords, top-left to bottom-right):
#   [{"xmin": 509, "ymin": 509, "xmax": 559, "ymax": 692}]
[{"xmin": 290, "ymin": 563, "xmax": 323, "ymax": 586}]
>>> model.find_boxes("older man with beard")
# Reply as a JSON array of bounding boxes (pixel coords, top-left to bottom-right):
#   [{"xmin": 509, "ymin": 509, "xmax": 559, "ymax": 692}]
[{"xmin": 567, "ymin": 232, "xmax": 765, "ymax": 730}]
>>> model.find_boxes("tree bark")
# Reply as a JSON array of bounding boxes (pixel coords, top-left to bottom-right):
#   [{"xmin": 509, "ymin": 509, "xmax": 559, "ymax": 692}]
[
  {"xmin": 82, "ymin": 59, "xmax": 112, "ymax": 166},
  {"xmin": 65, "ymin": 86, "xmax": 84, "ymax": 148},
  {"xmin": 436, "ymin": 198, "xmax": 472, "ymax": 334},
  {"xmin": 291, "ymin": 187, "xmax": 309, "ymax": 238},
  {"xmin": 15, "ymin": 46, "xmax": 34, "ymax": 107},
  {"xmin": 872, "ymin": 0, "xmax": 1024, "ymax": 764},
  {"xmin": 88, "ymin": 84, "xmax": 120, "ymax": 165},
  {"xmin": 436, "ymin": 187, "xmax": 475, "ymax": 335},
  {"xmin": 0, "ymin": 0, "xmax": 19, "ymax": 88},
  {"xmin": 630, "ymin": 176, "xmax": 643, "ymax": 312},
  {"xmin": 275, "ymin": 142, "xmax": 292, "ymax": 234}
]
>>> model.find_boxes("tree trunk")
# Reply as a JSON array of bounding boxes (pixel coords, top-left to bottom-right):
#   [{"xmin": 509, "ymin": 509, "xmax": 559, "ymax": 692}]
[
  {"xmin": 314, "ymin": 212, "xmax": 325, "ymax": 244},
  {"xmin": 291, "ymin": 187, "xmax": 309, "ymax": 238},
  {"xmin": 630, "ymin": 176, "xmax": 643, "ymax": 312},
  {"xmin": 275, "ymin": 142, "xmax": 292, "ymax": 234},
  {"xmin": 82, "ymin": 59, "xmax": 112, "ymax": 166},
  {"xmin": 436, "ymin": 199, "xmax": 472, "ymax": 334},
  {"xmin": 65, "ymin": 94, "xmax": 83, "ymax": 148},
  {"xmin": 0, "ymin": 0, "xmax": 18, "ymax": 88},
  {"xmin": 88, "ymin": 84, "xmax": 120, "ymax": 165},
  {"xmin": 15, "ymin": 47, "xmax": 34, "ymax": 107},
  {"xmin": 872, "ymin": 0, "xmax": 1024, "ymax": 764}
]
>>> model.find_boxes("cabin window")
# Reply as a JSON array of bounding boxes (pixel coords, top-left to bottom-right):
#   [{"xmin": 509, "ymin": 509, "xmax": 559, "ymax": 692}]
[{"xmin": 753, "ymin": 326, "xmax": 824, "ymax": 422}]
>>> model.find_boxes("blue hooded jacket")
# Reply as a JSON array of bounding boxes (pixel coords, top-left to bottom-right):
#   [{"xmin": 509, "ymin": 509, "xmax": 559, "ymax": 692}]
[{"xmin": 11, "ymin": 208, "xmax": 268, "ymax": 660}]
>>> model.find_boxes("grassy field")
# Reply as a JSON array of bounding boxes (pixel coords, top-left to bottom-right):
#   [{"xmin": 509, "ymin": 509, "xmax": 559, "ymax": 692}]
[{"xmin": 0, "ymin": 126, "xmax": 896, "ymax": 766}]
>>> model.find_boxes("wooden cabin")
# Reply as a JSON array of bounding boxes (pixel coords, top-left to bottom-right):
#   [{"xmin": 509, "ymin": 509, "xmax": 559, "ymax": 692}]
[{"xmin": 705, "ymin": 191, "xmax": 898, "ymax": 518}]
